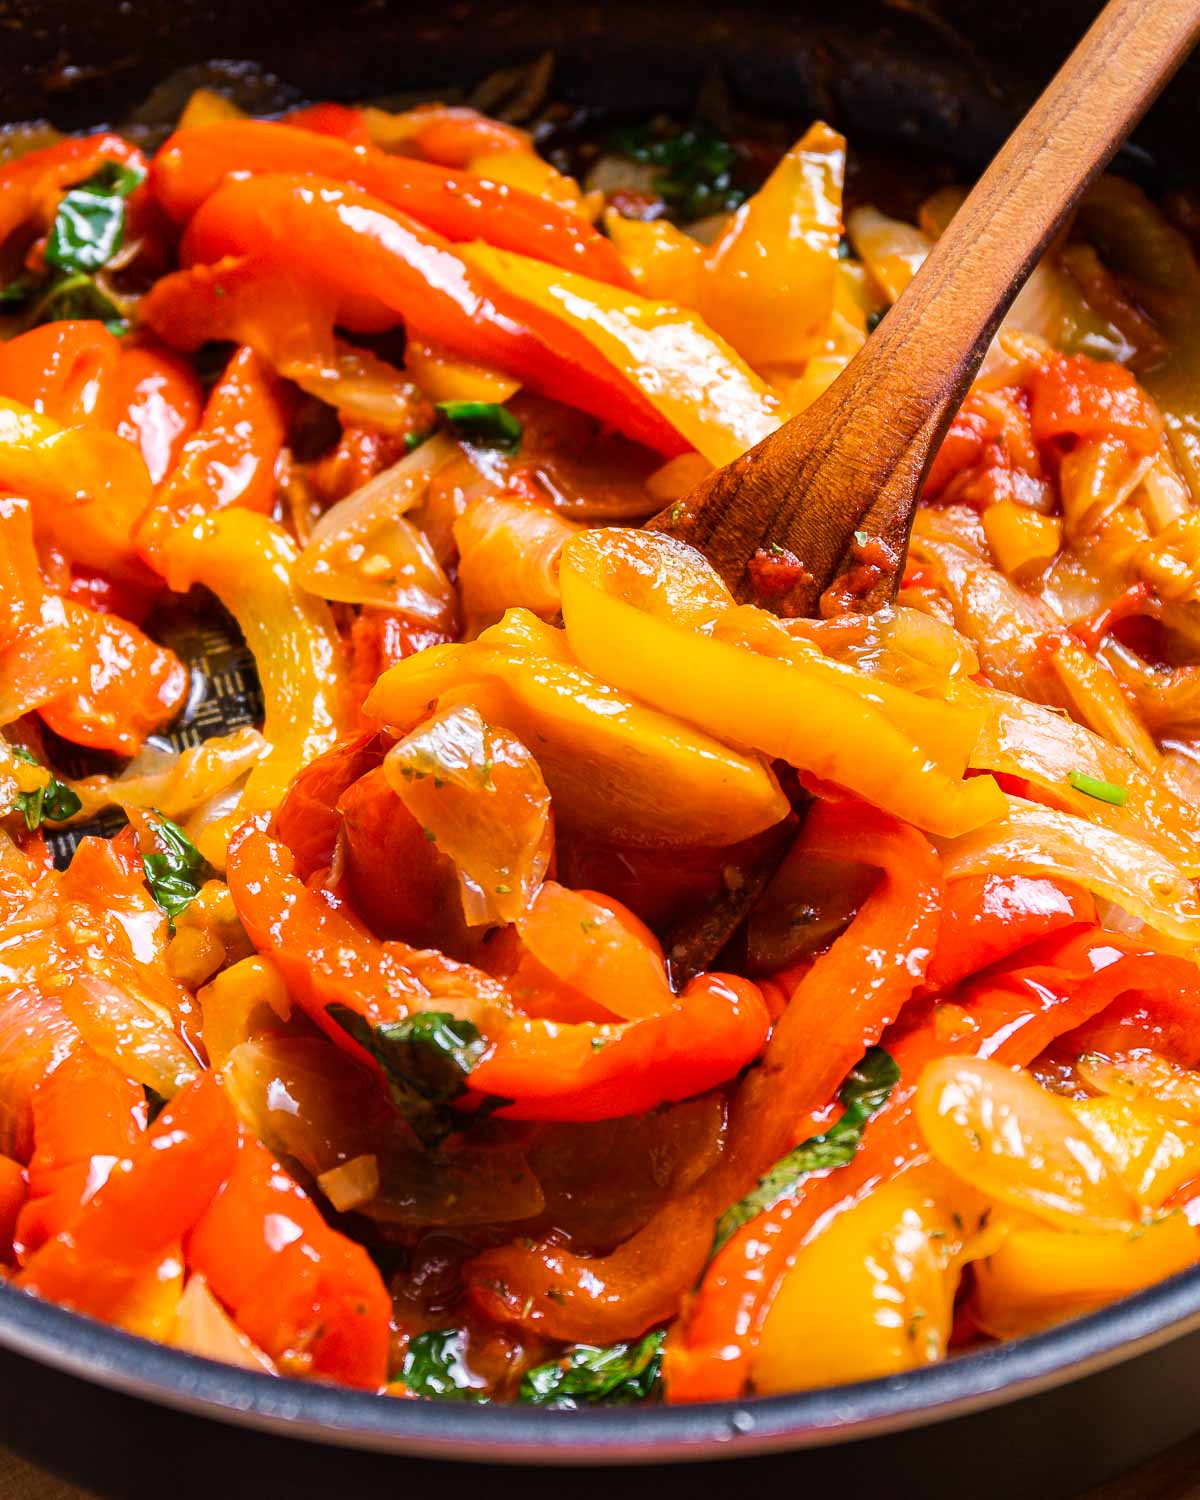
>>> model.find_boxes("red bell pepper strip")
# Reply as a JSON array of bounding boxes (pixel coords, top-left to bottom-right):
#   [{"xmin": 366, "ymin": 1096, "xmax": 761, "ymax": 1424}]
[
  {"xmin": 0, "ymin": 1154, "xmax": 25, "ymax": 1266},
  {"xmin": 666, "ymin": 928, "xmax": 1200, "ymax": 1402},
  {"xmin": 926, "ymin": 873, "xmax": 1095, "ymax": 992},
  {"xmin": 14, "ymin": 1046, "xmax": 145, "ymax": 1263},
  {"xmin": 0, "ymin": 321, "xmax": 122, "ymax": 426},
  {"xmin": 281, "ymin": 102, "xmax": 372, "ymax": 146},
  {"xmin": 150, "ymin": 120, "xmax": 633, "ymax": 287},
  {"xmin": 109, "ymin": 340, "xmax": 204, "ymax": 485},
  {"xmin": 170, "ymin": 174, "xmax": 683, "ymax": 454},
  {"xmin": 16, "ymin": 1073, "xmax": 238, "ymax": 1320},
  {"xmin": 1028, "ymin": 351, "xmax": 1163, "ymax": 457},
  {"xmin": 38, "ymin": 599, "xmax": 189, "ymax": 755},
  {"xmin": 384, "ymin": 104, "xmax": 532, "ymax": 166},
  {"xmin": 272, "ymin": 732, "xmax": 385, "ymax": 879},
  {"xmin": 185, "ymin": 1130, "xmax": 391, "ymax": 1388},
  {"xmin": 0, "ymin": 134, "xmax": 146, "ymax": 247},
  {"xmin": 136, "ymin": 345, "xmax": 290, "ymax": 566},
  {"xmin": 464, "ymin": 800, "xmax": 940, "ymax": 1342}
]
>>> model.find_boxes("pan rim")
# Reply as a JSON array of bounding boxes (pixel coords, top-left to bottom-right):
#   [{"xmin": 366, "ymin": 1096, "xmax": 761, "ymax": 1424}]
[{"xmin": 4, "ymin": 1266, "xmax": 1200, "ymax": 1464}]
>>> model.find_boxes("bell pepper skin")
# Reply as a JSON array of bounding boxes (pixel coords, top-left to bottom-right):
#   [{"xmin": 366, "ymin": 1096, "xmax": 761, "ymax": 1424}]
[
  {"xmin": 151, "ymin": 120, "xmax": 633, "ymax": 287},
  {"xmin": 170, "ymin": 175, "xmax": 683, "ymax": 454},
  {"xmin": 185, "ymin": 1130, "xmax": 392, "ymax": 1389},
  {"xmin": 0, "ymin": 134, "xmax": 146, "ymax": 247},
  {"xmin": 0, "ymin": 1154, "xmax": 26, "ymax": 1266},
  {"xmin": 16, "ymin": 1073, "xmax": 238, "ymax": 1320},
  {"xmin": 108, "ymin": 341, "xmax": 204, "ymax": 484},
  {"xmin": 927, "ymin": 874, "xmax": 1095, "ymax": 991},
  {"xmin": 137, "ymin": 345, "xmax": 289, "ymax": 565}
]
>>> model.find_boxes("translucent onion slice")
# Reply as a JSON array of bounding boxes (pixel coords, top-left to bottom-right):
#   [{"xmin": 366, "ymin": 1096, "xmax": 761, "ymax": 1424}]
[
  {"xmin": 454, "ymin": 494, "xmax": 581, "ymax": 633},
  {"xmin": 60, "ymin": 972, "xmax": 200, "ymax": 1100},
  {"xmin": 1077, "ymin": 1050, "xmax": 1200, "ymax": 1124},
  {"xmin": 297, "ymin": 436, "xmax": 456, "ymax": 621},
  {"xmin": 384, "ymin": 702, "xmax": 552, "ymax": 927},
  {"xmin": 916, "ymin": 1055, "xmax": 1141, "ymax": 1232},
  {"xmin": 1071, "ymin": 1095, "xmax": 1200, "ymax": 1208},
  {"xmin": 172, "ymin": 1274, "xmax": 277, "ymax": 1374},
  {"xmin": 69, "ymin": 728, "xmax": 269, "ymax": 824},
  {"xmin": 937, "ymin": 794, "xmax": 1200, "ymax": 945}
]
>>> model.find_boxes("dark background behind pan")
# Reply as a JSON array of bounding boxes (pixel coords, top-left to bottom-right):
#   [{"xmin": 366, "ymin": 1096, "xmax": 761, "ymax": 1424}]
[{"xmin": 3, "ymin": 1, "xmax": 1200, "ymax": 1495}]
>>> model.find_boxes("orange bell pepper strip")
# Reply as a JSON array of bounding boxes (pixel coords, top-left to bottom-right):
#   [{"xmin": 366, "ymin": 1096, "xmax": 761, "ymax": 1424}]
[
  {"xmin": 151, "ymin": 120, "xmax": 634, "ymax": 287},
  {"xmin": 0, "ymin": 134, "xmax": 146, "ymax": 247},
  {"xmin": 463, "ymin": 799, "xmax": 938, "ymax": 1341},
  {"xmin": 16, "ymin": 1072, "xmax": 238, "ymax": 1320},
  {"xmin": 226, "ymin": 826, "xmax": 769, "ymax": 1122},
  {"xmin": 0, "ymin": 496, "xmax": 83, "ymax": 725},
  {"xmin": 363, "ymin": 102, "xmax": 532, "ymax": 164},
  {"xmin": 0, "ymin": 321, "xmax": 122, "ymax": 425},
  {"xmin": 0, "ymin": 1154, "xmax": 25, "ymax": 1266},
  {"xmin": 38, "ymin": 599, "xmax": 188, "ymax": 755},
  {"xmin": 109, "ymin": 340, "xmax": 203, "ymax": 484},
  {"xmin": 185, "ymin": 1130, "xmax": 391, "ymax": 1388},
  {"xmin": 282, "ymin": 101, "xmax": 372, "ymax": 146},
  {"xmin": 926, "ymin": 873, "xmax": 1095, "ymax": 992},
  {"xmin": 14, "ymin": 1046, "xmax": 145, "ymax": 1263},
  {"xmin": 136, "ymin": 345, "xmax": 289, "ymax": 566},
  {"xmin": 666, "ymin": 928, "xmax": 1200, "ymax": 1401},
  {"xmin": 173, "ymin": 175, "xmax": 684, "ymax": 454}
]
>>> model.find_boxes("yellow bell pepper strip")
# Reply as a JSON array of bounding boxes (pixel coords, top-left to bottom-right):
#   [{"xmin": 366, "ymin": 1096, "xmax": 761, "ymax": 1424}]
[
  {"xmin": 971, "ymin": 1213, "xmax": 1200, "ymax": 1341},
  {"xmin": 754, "ymin": 1164, "xmax": 1000, "ymax": 1393},
  {"xmin": 558, "ymin": 529, "xmax": 1005, "ymax": 839},
  {"xmin": 699, "ymin": 121, "xmax": 846, "ymax": 370},
  {"xmin": 1071, "ymin": 1096, "xmax": 1200, "ymax": 1211},
  {"xmin": 457, "ymin": 244, "xmax": 785, "ymax": 467},
  {"xmin": 158, "ymin": 511, "xmax": 353, "ymax": 813},
  {"xmin": 0, "ymin": 397, "xmax": 155, "ymax": 583},
  {"xmin": 403, "ymin": 338, "xmax": 520, "ymax": 405},
  {"xmin": 363, "ymin": 609, "xmax": 789, "ymax": 849},
  {"xmin": 603, "ymin": 210, "xmax": 706, "ymax": 305}
]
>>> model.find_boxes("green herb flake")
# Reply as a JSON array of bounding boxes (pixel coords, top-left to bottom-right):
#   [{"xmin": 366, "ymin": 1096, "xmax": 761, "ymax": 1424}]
[
  {"xmin": 326, "ymin": 1005, "xmax": 488, "ymax": 1146},
  {"xmin": 404, "ymin": 428, "xmax": 434, "ymax": 453},
  {"xmin": 518, "ymin": 1330, "xmax": 665, "ymax": 1409},
  {"xmin": 1068, "ymin": 770, "xmax": 1129, "ymax": 806},
  {"xmin": 141, "ymin": 812, "xmax": 209, "ymax": 928},
  {"xmin": 436, "ymin": 400, "xmax": 522, "ymax": 455},
  {"xmin": 401, "ymin": 1329, "xmax": 488, "ymax": 1401},
  {"xmin": 45, "ymin": 162, "xmax": 143, "ymax": 276},
  {"xmin": 608, "ymin": 122, "xmax": 748, "ymax": 222},
  {"xmin": 710, "ymin": 1046, "xmax": 899, "ymax": 1257},
  {"xmin": 10, "ymin": 746, "xmax": 82, "ymax": 832}
]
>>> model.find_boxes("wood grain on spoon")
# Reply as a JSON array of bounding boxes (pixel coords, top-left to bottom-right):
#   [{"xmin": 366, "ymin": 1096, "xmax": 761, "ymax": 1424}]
[{"xmin": 650, "ymin": 0, "xmax": 1200, "ymax": 617}]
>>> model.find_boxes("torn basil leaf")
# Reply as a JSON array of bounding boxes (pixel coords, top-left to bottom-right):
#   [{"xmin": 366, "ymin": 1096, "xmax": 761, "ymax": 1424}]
[
  {"xmin": 401, "ymin": 1328, "xmax": 489, "ymax": 1401},
  {"xmin": 45, "ymin": 162, "xmax": 143, "ymax": 276},
  {"xmin": 142, "ymin": 812, "xmax": 209, "ymax": 927},
  {"xmin": 519, "ymin": 1330, "xmax": 665, "ymax": 1408},
  {"xmin": 10, "ymin": 747, "xmax": 82, "ymax": 832},
  {"xmin": 607, "ymin": 121, "xmax": 748, "ymax": 221},
  {"xmin": 326, "ymin": 1005, "xmax": 487, "ymax": 1147},
  {"xmin": 710, "ymin": 1046, "xmax": 899, "ymax": 1257},
  {"xmin": 435, "ymin": 400, "xmax": 522, "ymax": 455}
]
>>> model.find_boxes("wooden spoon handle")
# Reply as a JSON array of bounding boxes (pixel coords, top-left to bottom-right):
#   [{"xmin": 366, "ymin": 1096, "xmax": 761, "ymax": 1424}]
[{"xmin": 657, "ymin": 0, "xmax": 1200, "ymax": 614}]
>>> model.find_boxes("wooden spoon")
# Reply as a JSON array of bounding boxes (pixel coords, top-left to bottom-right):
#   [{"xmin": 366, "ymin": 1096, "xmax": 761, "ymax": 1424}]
[{"xmin": 649, "ymin": 0, "xmax": 1200, "ymax": 617}]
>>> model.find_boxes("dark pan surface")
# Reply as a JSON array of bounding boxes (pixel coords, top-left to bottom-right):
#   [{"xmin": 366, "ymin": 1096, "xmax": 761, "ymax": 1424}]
[{"xmin": 3, "ymin": 0, "xmax": 1200, "ymax": 1491}]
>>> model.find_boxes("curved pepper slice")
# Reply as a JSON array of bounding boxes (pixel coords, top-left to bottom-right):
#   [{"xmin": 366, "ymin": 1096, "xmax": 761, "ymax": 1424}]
[
  {"xmin": 16, "ymin": 1072, "xmax": 238, "ymax": 1320},
  {"xmin": 150, "ymin": 119, "xmax": 633, "ymax": 287},
  {"xmin": 0, "ymin": 134, "xmax": 145, "ymax": 247},
  {"xmin": 159, "ymin": 510, "xmax": 352, "ymax": 813},
  {"xmin": 559, "ymin": 528, "xmax": 1005, "ymax": 838},
  {"xmin": 172, "ymin": 175, "xmax": 683, "ymax": 454},
  {"xmin": 185, "ymin": 1129, "xmax": 391, "ymax": 1389}
]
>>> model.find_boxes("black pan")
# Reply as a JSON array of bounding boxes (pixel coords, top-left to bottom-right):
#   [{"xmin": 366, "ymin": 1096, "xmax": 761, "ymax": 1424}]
[{"xmin": 3, "ymin": 2, "xmax": 1200, "ymax": 1495}]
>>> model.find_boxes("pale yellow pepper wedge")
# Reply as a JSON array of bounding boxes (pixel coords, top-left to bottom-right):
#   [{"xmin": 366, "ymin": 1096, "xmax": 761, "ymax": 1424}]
[
  {"xmin": 603, "ymin": 210, "xmax": 706, "ymax": 306},
  {"xmin": 404, "ymin": 338, "xmax": 521, "ymax": 405},
  {"xmin": 160, "ymin": 510, "xmax": 353, "ymax": 815},
  {"xmin": 363, "ymin": 610, "xmax": 788, "ymax": 849},
  {"xmin": 972, "ymin": 1213, "xmax": 1200, "ymax": 1341},
  {"xmin": 755, "ymin": 1164, "xmax": 1001, "ymax": 1394},
  {"xmin": 1072, "ymin": 1096, "xmax": 1200, "ymax": 1211},
  {"xmin": 700, "ymin": 121, "xmax": 846, "ymax": 369},
  {"xmin": 459, "ymin": 243, "xmax": 784, "ymax": 467},
  {"xmin": 558, "ymin": 529, "xmax": 1005, "ymax": 839}
]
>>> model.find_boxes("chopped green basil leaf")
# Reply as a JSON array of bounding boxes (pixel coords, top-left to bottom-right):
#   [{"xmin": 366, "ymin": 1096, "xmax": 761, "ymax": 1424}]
[
  {"xmin": 1068, "ymin": 770, "xmax": 1129, "ymax": 806},
  {"xmin": 325, "ymin": 1005, "xmax": 488, "ymax": 1147},
  {"xmin": 608, "ymin": 121, "xmax": 748, "ymax": 221},
  {"xmin": 10, "ymin": 747, "xmax": 82, "ymax": 832},
  {"xmin": 401, "ymin": 1328, "xmax": 488, "ymax": 1401},
  {"xmin": 711, "ymin": 1046, "xmax": 899, "ymax": 1257},
  {"xmin": 142, "ymin": 812, "xmax": 209, "ymax": 927},
  {"xmin": 436, "ymin": 400, "xmax": 522, "ymax": 455},
  {"xmin": 45, "ymin": 162, "xmax": 143, "ymax": 276},
  {"xmin": 519, "ymin": 1330, "xmax": 665, "ymax": 1408}
]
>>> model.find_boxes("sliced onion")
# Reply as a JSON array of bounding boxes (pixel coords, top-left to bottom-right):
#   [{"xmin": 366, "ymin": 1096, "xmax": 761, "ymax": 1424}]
[
  {"xmin": 287, "ymin": 340, "xmax": 431, "ymax": 434},
  {"xmin": 454, "ymin": 495, "xmax": 581, "ymax": 633},
  {"xmin": 70, "ymin": 728, "xmax": 269, "ymax": 824},
  {"xmin": 61, "ymin": 972, "xmax": 200, "ymax": 1100},
  {"xmin": 172, "ymin": 1274, "xmax": 277, "ymax": 1374},
  {"xmin": 318, "ymin": 1154, "xmax": 381, "ymax": 1213}
]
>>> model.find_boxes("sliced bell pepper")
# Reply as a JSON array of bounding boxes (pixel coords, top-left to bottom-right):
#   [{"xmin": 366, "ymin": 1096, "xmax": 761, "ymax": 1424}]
[
  {"xmin": 158, "ymin": 510, "xmax": 352, "ymax": 813},
  {"xmin": 171, "ymin": 175, "xmax": 683, "ymax": 454},
  {"xmin": 137, "ymin": 345, "xmax": 290, "ymax": 565},
  {"xmin": 0, "ymin": 1153, "xmax": 24, "ymax": 1266},
  {"xmin": 926, "ymin": 873, "xmax": 1095, "ymax": 991},
  {"xmin": 363, "ymin": 102, "xmax": 531, "ymax": 165},
  {"xmin": 16, "ymin": 1072, "xmax": 238, "ymax": 1320},
  {"xmin": 150, "ymin": 120, "xmax": 633, "ymax": 286},
  {"xmin": 108, "ymin": 340, "xmax": 203, "ymax": 485},
  {"xmin": 0, "ymin": 320, "xmax": 122, "ymax": 426},
  {"xmin": 185, "ymin": 1129, "xmax": 391, "ymax": 1388},
  {"xmin": 281, "ymin": 101, "xmax": 372, "ymax": 146},
  {"xmin": 1028, "ymin": 351, "xmax": 1163, "ymax": 458},
  {"xmin": 666, "ymin": 929, "xmax": 1200, "ymax": 1401},
  {"xmin": 38, "ymin": 599, "xmax": 188, "ymax": 756},
  {"xmin": 0, "ymin": 134, "xmax": 146, "ymax": 247}
]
